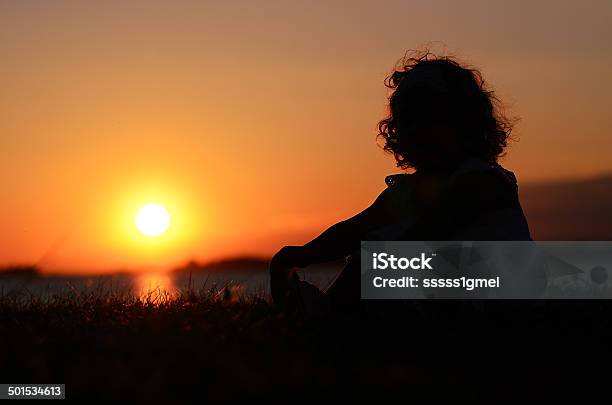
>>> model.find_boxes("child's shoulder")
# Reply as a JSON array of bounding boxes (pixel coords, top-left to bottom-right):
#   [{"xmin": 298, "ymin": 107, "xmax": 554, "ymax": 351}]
[
  {"xmin": 449, "ymin": 161, "xmax": 519, "ymax": 194},
  {"xmin": 382, "ymin": 159, "xmax": 519, "ymax": 195},
  {"xmin": 446, "ymin": 161, "xmax": 521, "ymax": 213}
]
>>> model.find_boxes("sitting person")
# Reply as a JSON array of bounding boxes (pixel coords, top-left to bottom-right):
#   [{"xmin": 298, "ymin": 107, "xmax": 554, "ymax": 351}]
[{"xmin": 269, "ymin": 52, "xmax": 532, "ymax": 315}]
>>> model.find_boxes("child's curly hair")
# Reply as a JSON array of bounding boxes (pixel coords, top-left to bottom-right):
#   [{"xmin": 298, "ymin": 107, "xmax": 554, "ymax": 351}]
[{"xmin": 377, "ymin": 51, "xmax": 517, "ymax": 169}]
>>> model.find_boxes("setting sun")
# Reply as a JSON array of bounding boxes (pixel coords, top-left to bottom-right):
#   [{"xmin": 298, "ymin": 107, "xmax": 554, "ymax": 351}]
[{"xmin": 135, "ymin": 203, "xmax": 171, "ymax": 237}]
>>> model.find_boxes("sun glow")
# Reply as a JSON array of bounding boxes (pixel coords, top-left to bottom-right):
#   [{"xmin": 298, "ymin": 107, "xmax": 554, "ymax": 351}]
[
  {"xmin": 135, "ymin": 203, "xmax": 171, "ymax": 237},
  {"xmin": 95, "ymin": 177, "xmax": 207, "ymax": 270}
]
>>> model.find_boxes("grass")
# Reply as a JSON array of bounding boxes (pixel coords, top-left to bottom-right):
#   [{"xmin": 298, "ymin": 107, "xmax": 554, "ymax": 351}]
[
  {"xmin": 1, "ymin": 285, "xmax": 357, "ymax": 402},
  {"xmin": 2, "ymin": 283, "xmax": 612, "ymax": 402}
]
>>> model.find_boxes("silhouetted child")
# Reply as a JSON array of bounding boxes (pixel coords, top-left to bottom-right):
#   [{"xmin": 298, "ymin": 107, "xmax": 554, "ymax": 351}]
[{"xmin": 270, "ymin": 52, "xmax": 531, "ymax": 315}]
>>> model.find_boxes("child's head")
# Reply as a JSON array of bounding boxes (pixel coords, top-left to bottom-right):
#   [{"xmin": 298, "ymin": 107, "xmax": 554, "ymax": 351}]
[{"xmin": 378, "ymin": 51, "xmax": 516, "ymax": 172}]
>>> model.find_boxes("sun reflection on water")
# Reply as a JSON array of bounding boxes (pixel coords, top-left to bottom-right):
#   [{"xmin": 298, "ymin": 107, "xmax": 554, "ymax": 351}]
[{"xmin": 136, "ymin": 272, "xmax": 176, "ymax": 302}]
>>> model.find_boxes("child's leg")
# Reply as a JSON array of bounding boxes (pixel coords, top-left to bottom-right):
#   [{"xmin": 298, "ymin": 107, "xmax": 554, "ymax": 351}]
[
  {"xmin": 326, "ymin": 255, "xmax": 361, "ymax": 311},
  {"xmin": 270, "ymin": 267, "xmax": 329, "ymax": 317}
]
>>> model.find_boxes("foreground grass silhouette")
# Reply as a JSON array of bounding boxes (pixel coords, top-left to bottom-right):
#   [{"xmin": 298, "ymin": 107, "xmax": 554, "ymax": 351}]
[
  {"xmin": 2, "ymin": 284, "xmax": 612, "ymax": 402},
  {"xmin": 1, "ymin": 286, "xmax": 373, "ymax": 402}
]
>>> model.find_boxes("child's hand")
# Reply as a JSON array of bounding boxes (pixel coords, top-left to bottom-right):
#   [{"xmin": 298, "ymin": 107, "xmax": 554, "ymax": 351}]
[
  {"xmin": 270, "ymin": 246, "xmax": 306, "ymax": 274},
  {"xmin": 269, "ymin": 246, "xmax": 304, "ymax": 306}
]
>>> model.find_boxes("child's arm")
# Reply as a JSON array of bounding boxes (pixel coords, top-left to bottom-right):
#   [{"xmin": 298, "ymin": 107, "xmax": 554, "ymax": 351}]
[{"xmin": 270, "ymin": 187, "xmax": 396, "ymax": 271}]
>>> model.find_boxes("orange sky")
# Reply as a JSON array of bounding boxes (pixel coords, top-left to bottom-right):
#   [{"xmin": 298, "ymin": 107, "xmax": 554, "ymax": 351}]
[{"xmin": 1, "ymin": 1, "xmax": 611, "ymax": 272}]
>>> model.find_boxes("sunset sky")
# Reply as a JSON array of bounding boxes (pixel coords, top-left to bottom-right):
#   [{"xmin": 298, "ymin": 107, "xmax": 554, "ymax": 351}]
[{"xmin": 1, "ymin": 1, "xmax": 611, "ymax": 272}]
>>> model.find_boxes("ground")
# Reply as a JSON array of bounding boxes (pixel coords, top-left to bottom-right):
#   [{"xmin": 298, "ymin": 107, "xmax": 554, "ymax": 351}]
[{"xmin": 1, "ymin": 286, "xmax": 611, "ymax": 403}]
